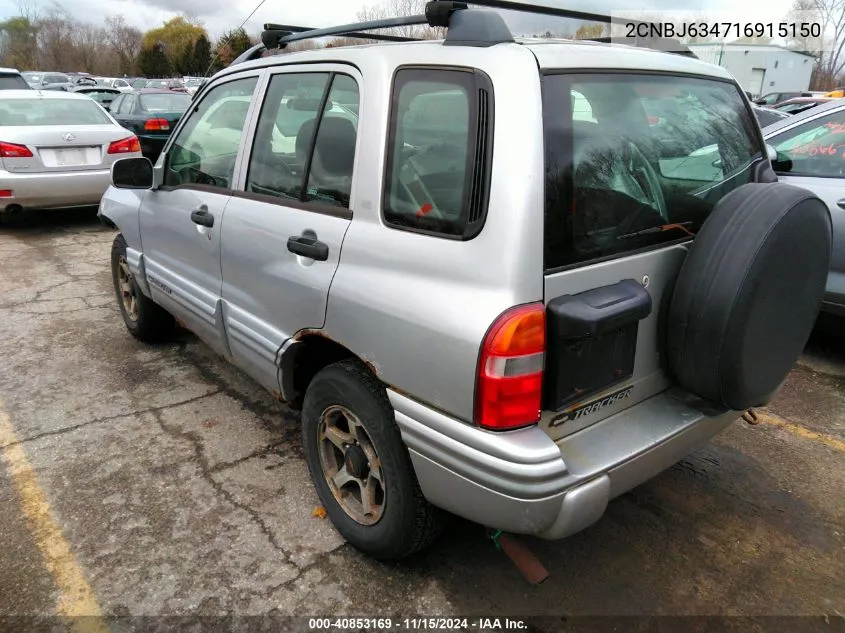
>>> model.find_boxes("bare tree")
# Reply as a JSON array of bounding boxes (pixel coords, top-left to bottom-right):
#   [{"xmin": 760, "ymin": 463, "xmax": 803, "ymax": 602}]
[
  {"xmin": 792, "ymin": 0, "xmax": 845, "ymax": 89},
  {"xmin": 357, "ymin": 0, "xmax": 446, "ymax": 40},
  {"xmin": 105, "ymin": 16, "xmax": 142, "ymax": 76},
  {"xmin": 36, "ymin": 3, "xmax": 75, "ymax": 70}
]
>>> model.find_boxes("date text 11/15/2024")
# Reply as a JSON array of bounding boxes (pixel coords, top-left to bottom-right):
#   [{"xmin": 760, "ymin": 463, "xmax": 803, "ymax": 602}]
[{"xmin": 308, "ymin": 618, "xmax": 529, "ymax": 631}]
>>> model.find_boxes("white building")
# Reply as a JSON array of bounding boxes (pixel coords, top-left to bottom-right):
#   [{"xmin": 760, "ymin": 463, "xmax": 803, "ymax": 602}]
[{"xmin": 687, "ymin": 43, "xmax": 816, "ymax": 98}]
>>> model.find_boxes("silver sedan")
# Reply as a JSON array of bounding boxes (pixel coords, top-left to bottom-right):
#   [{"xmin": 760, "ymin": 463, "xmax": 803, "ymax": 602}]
[{"xmin": 0, "ymin": 90, "xmax": 141, "ymax": 219}]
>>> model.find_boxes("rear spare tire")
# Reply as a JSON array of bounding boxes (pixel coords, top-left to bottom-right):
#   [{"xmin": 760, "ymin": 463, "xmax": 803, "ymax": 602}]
[{"xmin": 667, "ymin": 182, "xmax": 831, "ymax": 410}]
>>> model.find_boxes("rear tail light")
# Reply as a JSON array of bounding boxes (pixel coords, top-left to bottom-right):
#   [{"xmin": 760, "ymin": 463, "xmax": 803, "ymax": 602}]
[
  {"xmin": 108, "ymin": 136, "xmax": 141, "ymax": 154},
  {"xmin": 0, "ymin": 189, "xmax": 12, "ymax": 197},
  {"xmin": 144, "ymin": 118, "xmax": 170, "ymax": 132},
  {"xmin": 475, "ymin": 303, "xmax": 546, "ymax": 431},
  {"xmin": 0, "ymin": 141, "xmax": 33, "ymax": 158}
]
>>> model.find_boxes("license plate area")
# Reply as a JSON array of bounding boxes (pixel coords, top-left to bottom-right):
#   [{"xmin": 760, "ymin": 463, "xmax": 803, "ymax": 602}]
[{"xmin": 39, "ymin": 146, "xmax": 100, "ymax": 167}]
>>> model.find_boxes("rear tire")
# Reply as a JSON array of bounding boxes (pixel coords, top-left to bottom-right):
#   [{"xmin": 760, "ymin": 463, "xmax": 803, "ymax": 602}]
[
  {"xmin": 302, "ymin": 359, "xmax": 443, "ymax": 560},
  {"xmin": 111, "ymin": 233, "xmax": 175, "ymax": 343}
]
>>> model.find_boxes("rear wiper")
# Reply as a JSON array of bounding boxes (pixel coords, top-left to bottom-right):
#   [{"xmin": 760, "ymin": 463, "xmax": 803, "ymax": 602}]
[{"xmin": 617, "ymin": 221, "xmax": 695, "ymax": 240}]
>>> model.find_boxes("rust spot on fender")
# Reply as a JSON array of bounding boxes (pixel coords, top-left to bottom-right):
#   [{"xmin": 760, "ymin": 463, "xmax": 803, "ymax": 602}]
[{"xmin": 294, "ymin": 328, "xmax": 333, "ymax": 341}]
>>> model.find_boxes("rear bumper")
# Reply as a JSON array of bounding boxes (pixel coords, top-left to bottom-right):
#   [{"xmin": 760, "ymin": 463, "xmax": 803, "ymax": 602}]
[
  {"xmin": 389, "ymin": 388, "xmax": 738, "ymax": 539},
  {"xmin": 0, "ymin": 168, "xmax": 112, "ymax": 211}
]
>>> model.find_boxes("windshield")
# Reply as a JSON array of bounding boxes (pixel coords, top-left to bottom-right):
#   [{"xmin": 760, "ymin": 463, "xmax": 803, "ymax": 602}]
[
  {"xmin": 0, "ymin": 98, "xmax": 111, "ymax": 125},
  {"xmin": 0, "ymin": 74, "xmax": 30, "ymax": 90},
  {"xmin": 543, "ymin": 73, "xmax": 761, "ymax": 269},
  {"xmin": 140, "ymin": 93, "xmax": 191, "ymax": 112}
]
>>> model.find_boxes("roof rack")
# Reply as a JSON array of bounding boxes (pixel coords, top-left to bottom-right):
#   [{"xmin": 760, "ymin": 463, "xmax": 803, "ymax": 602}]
[{"xmin": 229, "ymin": 0, "xmax": 695, "ymax": 66}]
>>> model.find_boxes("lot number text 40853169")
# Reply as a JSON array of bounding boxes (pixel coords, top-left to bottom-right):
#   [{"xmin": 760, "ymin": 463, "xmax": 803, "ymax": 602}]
[{"xmin": 307, "ymin": 617, "xmax": 529, "ymax": 630}]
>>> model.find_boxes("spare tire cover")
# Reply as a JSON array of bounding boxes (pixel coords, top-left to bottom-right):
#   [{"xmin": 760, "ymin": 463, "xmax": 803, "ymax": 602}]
[{"xmin": 667, "ymin": 182, "xmax": 831, "ymax": 410}]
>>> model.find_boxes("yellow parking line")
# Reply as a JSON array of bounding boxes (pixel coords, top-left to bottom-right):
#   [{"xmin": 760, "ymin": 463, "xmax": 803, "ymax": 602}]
[
  {"xmin": 0, "ymin": 405, "xmax": 107, "ymax": 632},
  {"xmin": 755, "ymin": 410, "xmax": 845, "ymax": 454}
]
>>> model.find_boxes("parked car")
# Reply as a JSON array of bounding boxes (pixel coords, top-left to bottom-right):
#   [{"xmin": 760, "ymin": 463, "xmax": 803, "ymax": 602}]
[
  {"xmin": 107, "ymin": 89, "xmax": 192, "ymax": 161},
  {"xmin": 98, "ymin": 3, "xmax": 831, "ymax": 561},
  {"xmin": 143, "ymin": 78, "xmax": 187, "ymax": 93},
  {"xmin": 72, "ymin": 86, "xmax": 122, "ymax": 109},
  {"xmin": 182, "ymin": 77, "xmax": 208, "ymax": 95},
  {"xmin": 751, "ymin": 103, "xmax": 790, "ymax": 127},
  {"xmin": 755, "ymin": 91, "xmax": 817, "ymax": 106},
  {"xmin": 0, "ymin": 68, "xmax": 31, "ymax": 90},
  {"xmin": 130, "ymin": 78, "xmax": 149, "ymax": 89},
  {"xmin": 0, "ymin": 90, "xmax": 141, "ymax": 221},
  {"xmin": 763, "ymin": 98, "xmax": 845, "ymax": 316},
  {"xmin": 33, "ymin": 72, "xmax": 73, "ymax": 91},
  {"xmin": 772, "ymin": 96, "xmax": 837, "ymax": 115}
]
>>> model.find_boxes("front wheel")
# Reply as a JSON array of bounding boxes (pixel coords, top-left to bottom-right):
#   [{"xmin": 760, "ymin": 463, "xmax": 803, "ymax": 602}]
[
  {"xmin": 111, "ymin": 234, "xmax": 174, "ymax": 343},
  {"xmin": 301, "ymin": 360, "xmax": 443, "ymax": 560}
]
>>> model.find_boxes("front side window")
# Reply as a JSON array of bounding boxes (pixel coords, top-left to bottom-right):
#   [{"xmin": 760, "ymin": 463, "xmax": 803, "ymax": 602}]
[
  {"xmin": 544, "ymin": 73, "xmax": 761, "ymax": 270},
  {"xmin": 384, "ymin": 68, "xmax": 492, "ymax": 237},
  {"xmin": 164, "ymin": 76, "xmax": 257, "ymax": 189},
  {"xmin": 770, "ymin": 109, "xmax": 845, "ymax": 177}
]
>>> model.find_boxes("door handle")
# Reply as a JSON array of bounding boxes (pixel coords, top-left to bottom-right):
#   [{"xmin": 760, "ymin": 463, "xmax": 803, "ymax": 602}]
[
  {"xmin": 190, "ymin": 207, "xmax": 214, "ymax": 228},
  {"xmin": 837, "ymin": 198, "xmax": 845, "ymax": 210},
  {"xmin": 287, "ymin": 232, "xmax": 329, "ymax": 261}
]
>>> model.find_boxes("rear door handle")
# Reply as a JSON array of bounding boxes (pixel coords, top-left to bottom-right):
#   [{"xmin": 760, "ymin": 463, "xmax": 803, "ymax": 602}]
[
  {"xmin": 190, "ymin": 207, "xmax": 214, "ymax": 228},
  {"xmin": 837, "ymin": 198, "xmax": 845, "ymax": 210},
  {"xmin": 287, "ymin": 231, "xmax": 329, "ymax": 261}
]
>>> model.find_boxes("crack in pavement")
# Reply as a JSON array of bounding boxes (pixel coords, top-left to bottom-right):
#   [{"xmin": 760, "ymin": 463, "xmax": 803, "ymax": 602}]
[
  {"xmin": 0, "ymin": 389, "xmax": 224, "ymax": 450},
  {"xmin": 208, "ymin": 441, "xmax": 290, "ymax": 474},
  {"xmin": 149, "ymin": 408, "xmax": 293, "ymax": 561}
]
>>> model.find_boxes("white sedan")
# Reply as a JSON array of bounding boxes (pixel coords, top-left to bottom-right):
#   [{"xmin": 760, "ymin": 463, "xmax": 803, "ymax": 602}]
[{"xmin": 0, "ymin": 90, "xmax": 141, "ymax": 220}]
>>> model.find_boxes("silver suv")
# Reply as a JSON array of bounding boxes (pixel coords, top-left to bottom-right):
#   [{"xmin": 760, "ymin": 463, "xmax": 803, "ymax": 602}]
[{"xmin": 99, "ymin": 1, "xmax": 832, "ymax": 560}]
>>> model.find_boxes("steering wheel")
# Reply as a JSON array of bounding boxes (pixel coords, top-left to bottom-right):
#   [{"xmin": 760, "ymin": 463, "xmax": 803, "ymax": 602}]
[
  {"xmin": 177, "ymin": 166, "xmax": 220, "ymax": 188},
  {"xmin": 398, "ymin": 149, "xmax": 443, "ymax": 220},
  {"xmin": 623, "ymin": 142, "xmax": 668, "ymax": 221}
]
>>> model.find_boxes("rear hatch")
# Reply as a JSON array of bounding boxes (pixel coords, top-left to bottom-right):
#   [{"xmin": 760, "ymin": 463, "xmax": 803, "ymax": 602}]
[{"xmin": 539, "ymin": 71, "xmax": 765, "ymax": 440}]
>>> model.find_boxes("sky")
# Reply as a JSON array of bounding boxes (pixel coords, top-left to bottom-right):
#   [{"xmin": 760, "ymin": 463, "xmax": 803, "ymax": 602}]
[{"xmin": 0, "ymin": 0, "xmax": 798, "ymax": 40}]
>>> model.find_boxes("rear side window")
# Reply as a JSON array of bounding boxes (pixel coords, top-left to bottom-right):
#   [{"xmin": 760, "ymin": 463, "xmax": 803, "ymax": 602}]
[
  {"xmin": 543, "ymin": 73, "xmax": 761, "ymax": 270},
  {"xmin": 383, "ymin": 67, "xmax": 493, "ymax": 239}
]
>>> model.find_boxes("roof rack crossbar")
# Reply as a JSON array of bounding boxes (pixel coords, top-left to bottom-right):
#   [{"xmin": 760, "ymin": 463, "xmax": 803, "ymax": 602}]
[{"xmin": 264, "ymin": 23, "xmax": 419, "ymax": 43}]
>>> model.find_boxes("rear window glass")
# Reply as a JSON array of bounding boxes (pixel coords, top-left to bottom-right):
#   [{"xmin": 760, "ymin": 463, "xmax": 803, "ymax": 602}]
[
  {"xmin": 140, "ymin": 93, "xmax": 191, "ymax": 112},
  {"xmin": 543, "ymin": 73, "xmax": 761, "ymax": 270},
  {"xmin": 0, "ymin": 74, "xmax": 29, "ymax": 90},
  {"xmin": 0, "ymin": 98, "xmax": 110, "ymax": 125}
]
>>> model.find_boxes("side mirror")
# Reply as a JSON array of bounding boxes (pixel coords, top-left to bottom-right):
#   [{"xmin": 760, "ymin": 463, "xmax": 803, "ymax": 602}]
[
  {"xmin": 771, "ymin": 150, "xmax": 793, "ymax": 173},
  {"xmin": 754, "ymin": 98, "xmax": 767, "ymax": 106},
  {"xmin": 41, "ymin": 79, "xmax": 49, "ymax": 86},
  {"xmin": 111, "ymin": 157, "xmax": 153, "ymax": 189}
]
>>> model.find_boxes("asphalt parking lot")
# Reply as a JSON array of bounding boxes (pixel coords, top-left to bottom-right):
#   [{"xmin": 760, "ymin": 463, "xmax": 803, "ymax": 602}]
[{"xmin": 0, "ymin": 208, "xmax": 844, "ymax": 629}]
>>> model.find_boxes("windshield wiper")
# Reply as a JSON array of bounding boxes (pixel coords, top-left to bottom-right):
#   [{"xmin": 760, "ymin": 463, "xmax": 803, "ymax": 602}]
[{"xmin": 617, "ymin": 221, "xmax": 696, "ymax": 240}]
